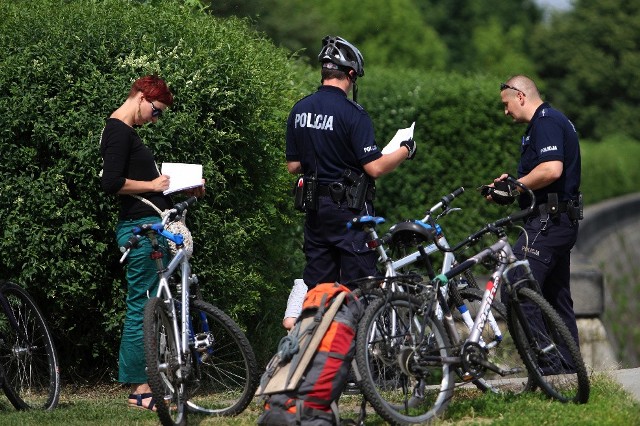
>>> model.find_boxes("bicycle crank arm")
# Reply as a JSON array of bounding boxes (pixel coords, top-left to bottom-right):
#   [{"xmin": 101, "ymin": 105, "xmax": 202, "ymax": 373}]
[{"xmin": 468, "ymin": 354, "xmax": 524, "ymax": 376}]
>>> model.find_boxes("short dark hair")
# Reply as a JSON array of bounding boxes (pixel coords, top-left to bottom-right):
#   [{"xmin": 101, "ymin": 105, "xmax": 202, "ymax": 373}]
[{"xmin": 321, "ymin": 67, "xmax": 349, "ymax": 81}]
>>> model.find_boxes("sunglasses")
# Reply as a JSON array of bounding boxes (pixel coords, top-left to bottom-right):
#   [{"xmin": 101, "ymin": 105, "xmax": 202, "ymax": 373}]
[
  {"xmin": 500, "ymin": 82, "xmax": 525, "ymax": 95},
  {"xmin": 148, "ymin": 100, "xmax": 163, "ymax": 117}
]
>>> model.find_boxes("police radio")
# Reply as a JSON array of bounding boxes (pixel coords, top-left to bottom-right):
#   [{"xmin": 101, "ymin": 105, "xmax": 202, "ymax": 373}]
[{"xmin": 292, "ymin": 174, "xmax": 318, "ymax": 212}]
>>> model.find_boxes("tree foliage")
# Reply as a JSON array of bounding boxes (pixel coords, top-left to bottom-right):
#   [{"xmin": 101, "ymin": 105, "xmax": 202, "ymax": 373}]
[
  {"xmin": 206, "ymin": 0, "xmax": 640, "ymax": 140},
  {"xmin": 206, "ymin": 0, "xmax": 541, "ymax": 75},
  {"xmin": 532, "ymin": 0, "xmax": 640, "ymax": 139},
  {"xmin": 417, "ymin": 0, "xmax": 543, "ymax": 73},
  {"xmin": 316, "ymin": 0, "xmax": 448, "ymax": 71},
  {"xmin": 207, "ymin": 0, "xmax": 449, "ymax": 70}
]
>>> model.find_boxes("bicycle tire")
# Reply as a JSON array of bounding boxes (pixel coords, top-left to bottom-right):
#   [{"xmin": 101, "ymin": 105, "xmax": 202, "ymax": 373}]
[
  {"xmin": 508, "ymin": 286, "xmax": 590, "ymax": 403},
  {"xmin": 144, "ymin": 297, "xmax": 188, "ymax": 426},
  {"xmin": 350, "ymin": 286, "xmax": 419, "ymax": 396},
  {"xmin": 185, "ymin": 299, "xmax": 259, "ymax": 416},
  {"xmin": 0, "ymin": 281, "xmax": 61, "ymax": 410},
  {"xmin": 461, "ymin": 269, "xmax": 480, "ymax": 291},
  {"xmin": 452, "ymin": 288, "xmax": 529, "ymax": 394},
  {"xmin": 355, "ymin": 292, "xmax": 454, "ymax": 425}
]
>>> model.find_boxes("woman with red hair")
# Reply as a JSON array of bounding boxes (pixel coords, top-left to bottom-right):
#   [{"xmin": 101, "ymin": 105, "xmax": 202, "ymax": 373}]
[{"xmin": 100, "ymin": 75, "xmax": 203, "ymax": 411}]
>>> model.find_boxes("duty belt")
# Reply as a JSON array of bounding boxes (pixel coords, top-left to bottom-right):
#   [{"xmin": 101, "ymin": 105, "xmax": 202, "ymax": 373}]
[
  {"xmin": 317, "ymin": 184, "xmax": 375, "ymax": 202},
  {"xmin": 318, "ymin": 185, "xmax": 335, "ymax": 197},
  {"xmin": 535, "ymin": 201, "xmax": 568, "ymax": 217}
]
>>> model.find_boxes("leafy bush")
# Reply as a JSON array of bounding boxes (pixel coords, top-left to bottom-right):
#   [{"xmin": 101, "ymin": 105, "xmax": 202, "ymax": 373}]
[
  {"xmin": 0, "ymin": 0, "xmax": 636, "ymax": 383},
  {"xmin": 0, "ymin": 0, "xmax": 314, "ymax": 379},
  {"xmin": 580, "ymin": 136, "xmax": 640, "ymax": 205},
  {"xmin": 359, "ymin": 68, "xmax": 523, "ymax": 243}
]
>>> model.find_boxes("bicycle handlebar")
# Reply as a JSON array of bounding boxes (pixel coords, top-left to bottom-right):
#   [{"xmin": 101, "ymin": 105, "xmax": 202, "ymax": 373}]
[
  {"xmin": 164, "ymin": 196, "xmax": 197, "ymax": 223},
  {"xmin": 118, "ymin": 197, "xmax": 198, "ymax": 263},
  {"xmin": 441, "ymin": 186, "xmax": 465, "ymax": 207},
  {"xmin": 433, "ymin": 176, "xmax": 536, "ymax": 253},
  {"xmin": 120, "ymin": 235, "xmax": 142, "ymax": 253},
  {"xmin": 417, "ymin": 186, "xmax": 464, "ymax": 222}
]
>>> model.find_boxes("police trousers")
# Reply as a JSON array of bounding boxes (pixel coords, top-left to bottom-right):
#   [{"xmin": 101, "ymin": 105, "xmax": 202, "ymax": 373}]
[
  {"xmin": 302, "ymin": 196, "xmax": 378, "ymax": 290},
  {"xmin": 506, "ymin": 211, "xmax": 580, "ymax": 346}
]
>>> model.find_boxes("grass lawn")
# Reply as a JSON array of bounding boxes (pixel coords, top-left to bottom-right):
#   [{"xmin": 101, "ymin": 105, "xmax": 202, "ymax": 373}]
[{"xmin": 0, "ymin": 372, "xmax": 637, "ymax": 425}]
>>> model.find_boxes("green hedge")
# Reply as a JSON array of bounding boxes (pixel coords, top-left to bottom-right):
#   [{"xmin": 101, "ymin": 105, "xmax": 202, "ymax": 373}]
[
  {"xmin": 0, "ymin": 0, "xmax": 314, "ymax": 378},
  {"xmin": 580, "ymin": 136, "xmax": 640, "ymax": 205},
  {"xmin": 359, "ymin": 68, "xmax": 523, "ymax": 243}
]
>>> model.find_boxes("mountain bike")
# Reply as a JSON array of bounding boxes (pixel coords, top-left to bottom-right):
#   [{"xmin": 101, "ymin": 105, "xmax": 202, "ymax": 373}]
[
  {"xmin": 120, "ymin": 197, "xmax": 259, "ymax": 426},
  {"xmin": 353, "ymin": 178, "xmax": 589, "ymax": 424},
  {"xmin": 347, "ymin": 188, "xmax": 527, "ymax": 421},
  {"xmin": 0, "ymin": 280, "xmax": 60, "ymax": 410}
]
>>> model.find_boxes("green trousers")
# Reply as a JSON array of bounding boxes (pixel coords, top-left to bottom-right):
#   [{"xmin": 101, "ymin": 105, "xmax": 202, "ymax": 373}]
[{"xmin": 116, "ymin": 216, "xmax": 168, "ymax": 384}]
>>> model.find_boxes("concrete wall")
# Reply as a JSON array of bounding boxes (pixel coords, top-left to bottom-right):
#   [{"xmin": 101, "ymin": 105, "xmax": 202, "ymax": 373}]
[{"xmin": 571, "ymin": 193, "xmax": 640, "ymax": 370}]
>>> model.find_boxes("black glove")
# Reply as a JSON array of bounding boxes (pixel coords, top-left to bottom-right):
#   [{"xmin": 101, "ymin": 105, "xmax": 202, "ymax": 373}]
[
  {"xmin": 479, "ymin": 180, "xmax": 518, "ymax": 205},
  {"xmin": 400, "ymin": 138, "xmax": 417, "ymax": 160}
]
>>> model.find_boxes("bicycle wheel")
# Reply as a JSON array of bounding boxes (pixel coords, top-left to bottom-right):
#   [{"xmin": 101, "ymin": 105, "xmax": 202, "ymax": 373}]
[
  {"xmin": 355, "ymin": 292, "xmax": 454, "ymax": 425},
  {"xmin": 460, "ymin": 269, "xmax": 481, "ymax": 291},
  {"xmin": 144, "ymin": 297, "xmax": 188, "ymax": 426},
  {"xmin": 452, "ymin": 288, "xmax": 529, "ymax": 394},
  {"xmin": 185, "ymin": 299, "xmax": 258, "ymax": 416},
  {"xmin": 508, "ymin": 286, "xmax": 590, "ymax": 403},
  {"xmin": 0, "ymin": 281, "xmax": 60, "ymax": 410}
]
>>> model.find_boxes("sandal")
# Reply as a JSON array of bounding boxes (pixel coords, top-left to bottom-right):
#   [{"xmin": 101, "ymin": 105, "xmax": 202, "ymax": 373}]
[{"xmin": 128, "ymin": 392, "xmax": 157, "ymax": 411}]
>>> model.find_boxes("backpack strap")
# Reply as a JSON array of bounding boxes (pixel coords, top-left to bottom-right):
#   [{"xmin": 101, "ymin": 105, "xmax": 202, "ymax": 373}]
[
  {"xmin": 280, "ymin": 293, "xmax": 328, "ymax": 377},
  {"xmin": 294, "ymin": 399, "xmax": 340, "ymax": 426},
  {"xmin": 285, "ymin": 292, "xmax": 346, "ymax": 389},
  {"xmin": 330, "ymin": 400, "xmax": 340, "ymax": 425}
]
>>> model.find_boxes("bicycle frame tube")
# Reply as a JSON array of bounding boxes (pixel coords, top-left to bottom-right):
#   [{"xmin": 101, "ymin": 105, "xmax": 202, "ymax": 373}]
[
  {"xmin": 156, "ymin": 248, "xmax": 192, "ymax": 356},
  {"xmin": 391, "ymin": 241, "xmax": 439, "ymax": 270},
  {"xmin": 392, "ymin": 236, "xmax": 476, "ymax": 330},
  {"xmin": 459, "ymin": 238, "xmax": 515, "ymax": 346}
]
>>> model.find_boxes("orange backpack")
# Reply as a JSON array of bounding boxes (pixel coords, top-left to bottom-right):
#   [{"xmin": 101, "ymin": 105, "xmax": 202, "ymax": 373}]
[{"xmin": 257, "ymin": 283, "xmax": 363, "ymax": 425}]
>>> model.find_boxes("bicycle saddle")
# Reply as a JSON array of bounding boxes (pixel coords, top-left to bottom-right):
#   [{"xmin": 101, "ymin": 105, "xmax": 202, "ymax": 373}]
[
  {"xmin": 347, "ymin": 215, "xmax": 385, "ymax": 231},
  {"xmin": 389, "ymin": 220, "xmax": 436, "ymax": 248}
]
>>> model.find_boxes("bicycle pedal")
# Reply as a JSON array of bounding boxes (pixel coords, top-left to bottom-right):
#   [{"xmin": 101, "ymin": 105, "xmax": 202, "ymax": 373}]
[
  {"xmin": 461, "ymin": 372, "xmax": 474, "ymax": 382},
  {"xmin": 505, "ymin": 367, "xmax": 526, "ymax": 375}
]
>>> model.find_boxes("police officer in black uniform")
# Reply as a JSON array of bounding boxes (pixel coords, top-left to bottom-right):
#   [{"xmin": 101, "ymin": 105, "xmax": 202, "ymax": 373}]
[
  {"xmin": 487, "ymin": 75, "xmax": 583, "ymax": 365},
  {"xmin": 286, "ymin": 35, "xmax": 416, "ymax": 291}
]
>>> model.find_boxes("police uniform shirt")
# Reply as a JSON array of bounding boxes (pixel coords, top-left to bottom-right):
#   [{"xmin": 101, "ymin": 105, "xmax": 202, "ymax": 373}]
[
  {"xmin": 286, "ymin": 85, "xmax": 382, "ymax": 185},
  {"xmin": 517, "ymin": 102, "xmax": 581, "ymax": 209}
]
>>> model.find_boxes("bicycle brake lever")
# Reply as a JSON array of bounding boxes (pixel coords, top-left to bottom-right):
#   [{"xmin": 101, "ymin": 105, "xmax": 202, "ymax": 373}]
[{"xmin": 437, "ymin": 207, "xmax": 461, "ymax": 221}]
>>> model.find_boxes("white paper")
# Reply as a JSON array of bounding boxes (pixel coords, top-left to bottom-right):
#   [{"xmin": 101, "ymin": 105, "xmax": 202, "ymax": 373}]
[
  {"xmin": 381, "ymin": 122, "xmax": 415, "ymax": 154},
  {"xmin": 161, "ymin": 163, "xmax": 203, "ymax": 195}
]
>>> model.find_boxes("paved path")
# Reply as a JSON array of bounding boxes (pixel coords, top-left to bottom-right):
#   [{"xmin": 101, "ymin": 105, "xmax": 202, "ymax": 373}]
[{"xmin": 609, "ymin": 368, "xmax": 640, "ymax": 402}]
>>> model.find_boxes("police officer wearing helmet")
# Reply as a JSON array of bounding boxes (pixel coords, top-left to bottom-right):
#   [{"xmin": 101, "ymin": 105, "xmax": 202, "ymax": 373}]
[
  {"xmin": 286, "ymin": 35, "xmax": 416, "ymax": 291},
  {"xmin": 485, "ymin": 75, "xmax": 583, "ymax": 366}
]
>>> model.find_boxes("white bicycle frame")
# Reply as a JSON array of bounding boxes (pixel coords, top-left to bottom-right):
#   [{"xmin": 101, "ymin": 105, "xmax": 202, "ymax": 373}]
[
  {"xmin": 155, "ymin": 246, "xmax": 194, "ymax": 362},
  {"xmin": 359, "ymin": 212, "xmax": 502, "ymax": 346},
  {"xmin": 119, "ymin": 205, "xmax": 198, "ymax": 379},
  {"xmin": 436, "ymin": 235, "xmax": 534, "ymax": 349}
]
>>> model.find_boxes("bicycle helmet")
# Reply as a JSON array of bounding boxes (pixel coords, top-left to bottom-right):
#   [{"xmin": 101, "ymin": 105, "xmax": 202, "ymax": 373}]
[
  {"xmin": 318, "ymin": 35, "xmax": 365, "ymax": 78},
  {"xmin": 389, "ymin": 220, "xmax": 436, "ymax": 249}
]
